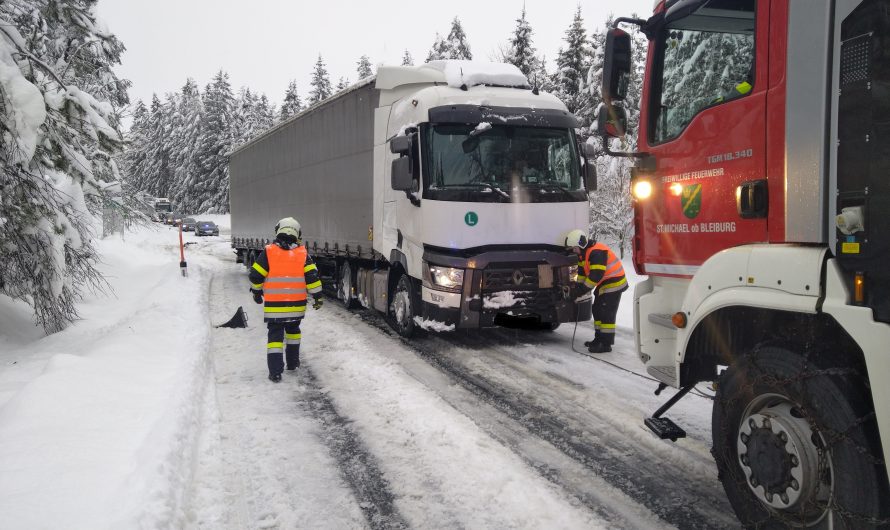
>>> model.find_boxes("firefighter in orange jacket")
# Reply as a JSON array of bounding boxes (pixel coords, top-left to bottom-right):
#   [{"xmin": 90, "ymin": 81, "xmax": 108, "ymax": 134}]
[
  {"xmin": 248, "ymin": 217, "xmax": 323, "ymax": 382},
  {"xmin": 565, "ymin": 229, "xmax": 628, "ymax": 353}
]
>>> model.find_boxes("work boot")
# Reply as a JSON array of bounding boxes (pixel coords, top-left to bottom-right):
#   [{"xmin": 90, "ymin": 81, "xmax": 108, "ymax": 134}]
[
  {"xmin": 268, "ymin": 373, "xmax": 282, "ymax": 383},
  {"xmin": 587, "ymin": 341, "xmax": 612, "ymax": 353},
  {"xmin": 583, "ymin": 340, "xmax": 596, "ymax": 348},
  {"xmin": 286, "ymin": 354, "xmax": 300, "ymax": 370}
]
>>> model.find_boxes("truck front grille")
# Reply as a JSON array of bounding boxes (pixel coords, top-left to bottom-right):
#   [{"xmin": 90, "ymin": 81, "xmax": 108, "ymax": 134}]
[{"xmin": 483, "ymin": 267, "xmax": 539, "ymax": 290}]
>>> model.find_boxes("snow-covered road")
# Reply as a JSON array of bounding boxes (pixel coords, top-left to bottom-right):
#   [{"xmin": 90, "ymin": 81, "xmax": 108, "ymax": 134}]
[
  {"xmin": 190, "ymin": 230, "xmax": 735, "ymax": 528},
  {"xmin": 0, "ymin": 222, "xmax": 737, "ymax": 529}
]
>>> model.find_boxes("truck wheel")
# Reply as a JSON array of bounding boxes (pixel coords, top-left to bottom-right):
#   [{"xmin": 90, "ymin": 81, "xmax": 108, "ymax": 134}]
[
  {"xmin": 712, "ymin": 345, "xmax": 888, "ymax": 528},
  {"xmin": 337, "ymin": 261, "xmax": 356, "ymax": 309},
  {"xmin": 389, "ymin": 274, "xmax": 417, "ymax": 338}
]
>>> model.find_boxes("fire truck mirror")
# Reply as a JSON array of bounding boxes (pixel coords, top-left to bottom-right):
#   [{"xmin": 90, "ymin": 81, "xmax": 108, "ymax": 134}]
[
  {"xmin": 597, "ymin": 104, "xmax": 627, "ymax": 139},
  {"xmin": 603, "ymin": 28, "xmax": 631, "ymax": 102}
]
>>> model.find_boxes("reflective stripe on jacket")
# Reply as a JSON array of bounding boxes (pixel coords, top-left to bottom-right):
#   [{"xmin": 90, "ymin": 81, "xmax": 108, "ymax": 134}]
[{"xmin": 577, "ymin": 242, "xmax": 628, "ymax": 296}]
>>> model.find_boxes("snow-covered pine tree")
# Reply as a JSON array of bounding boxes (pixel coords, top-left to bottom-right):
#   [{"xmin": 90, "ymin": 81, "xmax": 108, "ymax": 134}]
[
  {"xmin": 279, "ymin": 80, "xmax": 303, "ymax": 121},
  {"xmin": 554, "ymin": 6, "xmax": 593, "ymax": 129},
  {"xmin": 233, "ymin": 87, "xmax": 258, "ymax": 145},
  {"xmin": 336, "ymin": 77, "xmax": 349, "ymax": 91},
  {"xmin": 426, "ymin": 33, "xmax": 449, "ymax": 62},
  {"xmin": 505, "ymin": 6, "xmax": 538, "ymax": 78},
  {"xmin": 357, "ymin": 55, "xmax": 373, "ymax": 79},
  {"xmin": 256, "ymin": 94, "xmax": 275, "ymax": 130},
  {"xmin": 308, "ymin": 54, "xmax": 332, "ymax": 104},
  {"xmin": 122, "ymin": 99, "xmax": 150, "ymax": 193},
  {"xmin": 445, "ymin": 17, "xmax": 472, "ymax": 60},
  {"xmin": 167, "ymin": 79, "xmax": 203, "ymax": 212},
  {"xmin": 0, "ymin": 0, "xmax": 129, "ymax": 332},
  {"xmin": 194, "ymin": 70, "xmax": 235, "ymax": 213},
  {"xmin": 401, "ymin": 49, "xmax": 414, "ymax": 66}
]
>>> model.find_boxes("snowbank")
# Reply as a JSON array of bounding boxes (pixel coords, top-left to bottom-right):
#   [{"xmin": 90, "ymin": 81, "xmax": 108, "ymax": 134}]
[{"xmin": 0, "ymin": 225, "xmax": 217, "ymax": 529}]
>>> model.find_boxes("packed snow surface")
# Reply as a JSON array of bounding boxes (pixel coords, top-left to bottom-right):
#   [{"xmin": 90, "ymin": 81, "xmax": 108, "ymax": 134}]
[{"xmin": 0, "ymin": 219, "xmax": 734, "ymax": 529}]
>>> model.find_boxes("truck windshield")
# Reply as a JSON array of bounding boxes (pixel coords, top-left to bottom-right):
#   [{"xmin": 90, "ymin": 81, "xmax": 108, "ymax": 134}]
[
  {"xmin": 650, "ymin": 0, "xmax": 756, "ymax": 144},
  {"xmin": 421, "ymin": 124, "xmax": 586, "ymax": 203}
]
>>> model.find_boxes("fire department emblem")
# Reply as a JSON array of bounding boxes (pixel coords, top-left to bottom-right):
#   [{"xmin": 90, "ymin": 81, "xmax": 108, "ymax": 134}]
[{"xmin": 681, "ymin": 184, "xmax": 702, "ymax": 219}]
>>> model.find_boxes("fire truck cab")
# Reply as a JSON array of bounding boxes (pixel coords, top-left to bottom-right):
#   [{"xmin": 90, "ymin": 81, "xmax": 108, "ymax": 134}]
[{"xmin": 601, "ymin": 0, "xmax": 890, "ymax": 526}]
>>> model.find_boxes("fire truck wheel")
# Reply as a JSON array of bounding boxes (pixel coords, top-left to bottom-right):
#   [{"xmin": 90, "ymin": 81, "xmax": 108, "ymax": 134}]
[
  {"xmin": 337, "ymin": 261, "xmax": 356, "ymax": 309},
  {"xmin": 712, "ymin": 346, "xmax": 888, "ymax": 528},
  {"xmin": 389, "ymin": 273, "xmax": 417, "ymax": 338}
]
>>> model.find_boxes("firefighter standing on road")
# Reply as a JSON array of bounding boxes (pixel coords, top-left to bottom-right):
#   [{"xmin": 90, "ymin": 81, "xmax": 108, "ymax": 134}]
[
  {"xmin": 248, "ymin": 217, "xmax": 323, "ymax": 382},
  {"xmin": 565, "ymin": 229, "xmax": 628, "ymax": 353}
]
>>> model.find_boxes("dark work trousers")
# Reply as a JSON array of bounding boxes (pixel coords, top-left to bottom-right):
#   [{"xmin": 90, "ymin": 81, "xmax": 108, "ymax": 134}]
[
  {"xmin": 591, "ymin": 291, "xmax": 622, "ymax": 345},
  {"xmin": 266, "ymin": 319, "xmax": 302, "ymax": 375}
]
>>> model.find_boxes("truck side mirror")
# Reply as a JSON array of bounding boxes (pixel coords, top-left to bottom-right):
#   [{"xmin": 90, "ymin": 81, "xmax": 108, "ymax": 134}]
[
  {"xmin": 583, "ymin": 156, "xmax": 597, "ymax": 192},
  {"xmin": 390, "ymin": 135, "xmax": 412, "ymax": 155},
  {"xmin": 602, "ymin": 28, "xmax": 632, "ymax": 103},
  {"xmin": 391, "ymin": 156, "xmax": 414, "ymax": 191},
  {"xmin": 598, "ymin": 104, "xmax": 627, "ymax": 139}
]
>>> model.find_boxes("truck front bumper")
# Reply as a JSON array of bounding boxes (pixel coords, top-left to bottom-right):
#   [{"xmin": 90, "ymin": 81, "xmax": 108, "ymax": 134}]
[{"xmin": 421, "ymin": 248, "xmax": 593, "ymax": 330}]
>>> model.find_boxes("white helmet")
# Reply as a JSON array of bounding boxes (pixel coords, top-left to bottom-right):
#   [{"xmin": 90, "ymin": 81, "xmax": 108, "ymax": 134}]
[
  {"xmin": 275, "ymin": 217, "xmax": 301, "ymax": 239},
  {"xmin": 564, "ymin": 229, "xmax": 588, "ymax": 248}
]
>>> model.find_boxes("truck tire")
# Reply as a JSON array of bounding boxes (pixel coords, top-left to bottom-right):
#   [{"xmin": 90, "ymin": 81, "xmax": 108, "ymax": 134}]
[
  {"xmin": 337, "ymin": 261, "xmax": 356, "ymax": 309},
  {"xmin": 389, "ymin": 273, "xmax": 417, "ymax": 338},
  {"xmin": 712, "ymin": 345, "xmax": 889, "ymax": 528}
]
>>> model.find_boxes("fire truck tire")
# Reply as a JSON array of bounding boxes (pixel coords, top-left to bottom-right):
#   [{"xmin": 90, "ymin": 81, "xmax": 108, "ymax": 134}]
[
  {"xmin": 712, "ymin": 345, "xmax": 888, "ymax": 528},
  {"xmin": 388, "ymin": 273, "xmax": 417, "ymax": 338}
]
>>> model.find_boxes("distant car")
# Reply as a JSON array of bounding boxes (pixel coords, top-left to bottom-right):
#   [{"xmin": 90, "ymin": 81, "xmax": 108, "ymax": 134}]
[
  {"xmin": 181, "ymin": 218, "xmax": 197, "ymax": 231},
  {"xmin": 164, "ymin": 212, "xmax": 183, "ymax": 226},
  {"xmin": 195, "ymin": 221, "xmax": 219, "ymax": 236}
]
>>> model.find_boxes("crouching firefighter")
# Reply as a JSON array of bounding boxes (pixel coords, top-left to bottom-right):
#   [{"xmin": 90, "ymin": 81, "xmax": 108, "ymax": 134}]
[
  {"xmin": 565, "ymin": 229, "xmax": 628, "ymax": 353},
  {"xmin": 248, "ymin": 217, "xmax": 324, "ymax": 382}
]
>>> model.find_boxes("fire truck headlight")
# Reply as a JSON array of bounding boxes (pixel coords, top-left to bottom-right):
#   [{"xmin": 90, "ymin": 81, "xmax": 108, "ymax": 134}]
[{"xmin": 632, "ymin": 180, "xmax": 653, "ymax": 200}]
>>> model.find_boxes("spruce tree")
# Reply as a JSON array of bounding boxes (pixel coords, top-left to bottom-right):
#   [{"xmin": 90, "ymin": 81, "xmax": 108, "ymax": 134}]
[
  {"xmin": 336, "ymin": 77, "xmax": 349, "ymax": 91},
  {"xmin": 0, "ymin": 0, "xmax": 129, "ymax": 331},
  {"xmin": 401, "ymin": 49, "xmax": 414, "ymax": 66},
  {"xmin": 426, "ymin": 33, "xmax": 449, "ymax": 62},
  {"xmin": 554, "ymin": 7, "xmax": 593, "ymax": 127},
  {"xmin": 194, "ymin": 70, "xmax": 235, "ymax": 213},
  {"xmin": 357, "ymin": 55, "xmax": 373, "ymax": 79},
  {"xmin": 505, "ymin": 6, "xmax": 538, "ymax": 77},
  {"xmin": 168, "ymin": 79, "xmax": 203, "ymax": 211},
  {"xmin": 446, "ymin": 17, "xmax": 472, "ymax": 60},
  {"xmin": 309, "ymin": 54, "xmax": 332, "ymax": 104},
  {"xmin": 279, "ymin": 80, "xmax": 303, "ymax": 121}
]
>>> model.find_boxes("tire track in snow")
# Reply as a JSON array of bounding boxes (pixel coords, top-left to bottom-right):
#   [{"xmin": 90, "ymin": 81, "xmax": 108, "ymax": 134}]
[
  {"xmin": 295, "ymin": 367, "xmax": 410, "ymax": 530},
  {"xmin": 354, "ymin": 311, "xmax": 736, "ymax": 530},
  {"xmin": 204, "ymin": 253, "xmax": 406, "ymax": 530}
]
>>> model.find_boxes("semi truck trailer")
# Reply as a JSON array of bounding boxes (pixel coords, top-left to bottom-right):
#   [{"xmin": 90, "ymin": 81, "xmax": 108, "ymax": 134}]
[
  {"xmin": 229, "ymin": 61, "xmax": 594, "ymax": 336},
  {"xmin": 600, "ymin": 0, "xmax": 890, "ymax": 526}
]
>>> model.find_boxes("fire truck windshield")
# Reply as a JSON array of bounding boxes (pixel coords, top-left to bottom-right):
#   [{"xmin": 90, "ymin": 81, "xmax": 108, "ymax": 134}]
[
  {"xmin": 420, "ymin": 123, "xmax": 586, "ymax": 203},
  {"xmin": 650, "ymin": 0, "xmax": 755, "ymax": 144}
]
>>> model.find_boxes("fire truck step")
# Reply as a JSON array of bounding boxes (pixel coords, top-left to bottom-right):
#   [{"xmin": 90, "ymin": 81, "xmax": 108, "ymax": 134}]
[{"xmin": 644, "ymin": 417, "xmax": 687, "ymax": 442}]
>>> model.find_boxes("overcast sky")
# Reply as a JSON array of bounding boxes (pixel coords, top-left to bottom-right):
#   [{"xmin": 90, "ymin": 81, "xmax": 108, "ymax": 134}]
[{"xmin": 97, "ymin": 0, "xmax": 654, "ymax": 112}]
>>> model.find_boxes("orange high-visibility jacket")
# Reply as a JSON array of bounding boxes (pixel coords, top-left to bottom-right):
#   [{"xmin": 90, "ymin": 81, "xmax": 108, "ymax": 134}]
[
  {"xmin": 249, "ymin": 242, "xmax": 322, "ymax": 321},
  {"xmin": 577, "ymin": 242, "xmax": 628, "ymax": 296}
]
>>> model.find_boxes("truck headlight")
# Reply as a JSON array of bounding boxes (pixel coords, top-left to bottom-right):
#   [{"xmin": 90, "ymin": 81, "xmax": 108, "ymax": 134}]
[{"xmin": 429, "ymin": 265, "xmax": 464, "ymax": 290}]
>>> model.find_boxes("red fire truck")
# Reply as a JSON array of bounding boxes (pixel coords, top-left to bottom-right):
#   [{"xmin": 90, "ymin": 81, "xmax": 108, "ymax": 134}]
[{"xmin": 600, "ymin": 0, "xmax": 889, "ymax": 526}]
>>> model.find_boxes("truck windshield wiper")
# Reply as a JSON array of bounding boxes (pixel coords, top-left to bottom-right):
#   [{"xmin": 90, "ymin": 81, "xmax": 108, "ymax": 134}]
[
  {"xmin": 454, "ymin": 182, "xmax": 511, "ymax": 199},
  {"xmin": 528, "ymin": 181, "xmax": 576, "ymax": 199}
]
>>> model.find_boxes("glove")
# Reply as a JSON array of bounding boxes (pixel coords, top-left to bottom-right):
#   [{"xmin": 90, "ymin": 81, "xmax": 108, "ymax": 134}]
[
  {"xmin": 312, "ymin": 296, "xmax": 323, "ymax": 310},
  {"xmin": 253, "ymin": 292, "xmax": 263, "ymax": 304}
]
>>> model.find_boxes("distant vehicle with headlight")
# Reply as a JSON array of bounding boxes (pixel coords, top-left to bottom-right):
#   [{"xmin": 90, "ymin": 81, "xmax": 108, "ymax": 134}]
[{"xmin": 230, "ymin": 61, "xmax": 594, "ymax": 337}]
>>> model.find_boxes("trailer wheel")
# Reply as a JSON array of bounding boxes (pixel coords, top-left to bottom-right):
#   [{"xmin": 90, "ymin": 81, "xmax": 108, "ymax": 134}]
[
  {"xmin": 712, "ymin": 345, "xmax": 888, "ymax": 528},
  {"xmin": 389, "ymin": 274, "xmax": 417, "ymax": 338},
  {"xmin": 337, "ymin": 261, "xmax": 356, "ymax": 309}
]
